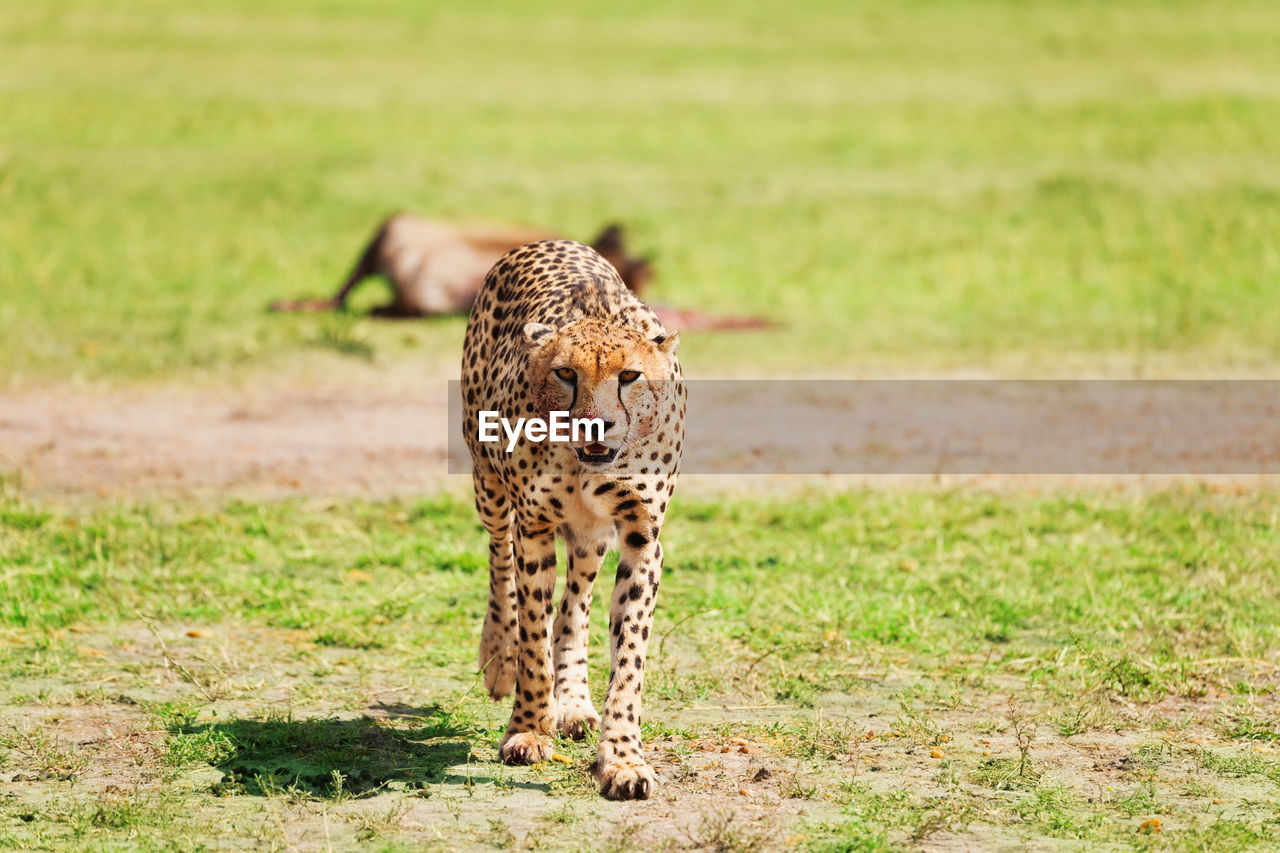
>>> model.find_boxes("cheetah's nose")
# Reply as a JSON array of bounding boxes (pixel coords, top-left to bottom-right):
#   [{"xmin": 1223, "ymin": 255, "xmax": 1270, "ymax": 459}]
[{"xmin": 601, "ymin": 420, "xmax": 616, "ymax": 434}]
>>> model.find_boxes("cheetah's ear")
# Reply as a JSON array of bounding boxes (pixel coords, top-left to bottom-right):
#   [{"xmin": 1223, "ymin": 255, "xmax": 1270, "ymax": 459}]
[
  {"xmin": 651, "ymin": 331, "xmax": 679, "ymax": 356},
  {"xmin": 523, "ymin": 323, "xmax": 555, "ymax": 350}
]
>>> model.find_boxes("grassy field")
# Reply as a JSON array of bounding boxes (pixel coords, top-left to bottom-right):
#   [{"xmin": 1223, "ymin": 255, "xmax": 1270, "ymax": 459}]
[
  {"xmin": 5, "ymin": 1, "xmax": 1280, "ymax": 850},
  {"xmin": 3, "ymin": 0, "xmax": 1280, "ymax": 383},
  {"xmin": 3, "ymin": 487, "xmax": 1280, "ymax": 850}
]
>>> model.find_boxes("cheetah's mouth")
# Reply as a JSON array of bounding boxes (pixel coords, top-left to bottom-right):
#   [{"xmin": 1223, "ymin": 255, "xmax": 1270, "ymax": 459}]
[{"xmin": 575, "ymin": 443, "xmax": 619, "ymax": 466}]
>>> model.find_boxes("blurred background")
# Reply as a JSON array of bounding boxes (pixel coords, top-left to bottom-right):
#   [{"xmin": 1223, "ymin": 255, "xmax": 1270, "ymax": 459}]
[{"xmin": 4, "ymin": 0, "xmax": 1279, "ymax": 385}]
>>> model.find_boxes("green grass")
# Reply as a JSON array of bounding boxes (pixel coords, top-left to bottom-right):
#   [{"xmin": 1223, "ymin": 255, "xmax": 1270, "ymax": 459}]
[
  {"xmin": 5, "ymin": 2, "xmax": 1280, "ymax": 848},
  {"xmin": 4, "ymin": 488, "xmax": 1279, "ymax": 673},
  {"xmin": 189, "ymin": 710, "xmax": 474, "ymax": 798},
  {"xmin": 4, "ymin": 0, "xmax": 1280, "ymax": 383},
  {"xmin": 4, "ymin": 486, "xmax": 1280, "ymax": 848}
]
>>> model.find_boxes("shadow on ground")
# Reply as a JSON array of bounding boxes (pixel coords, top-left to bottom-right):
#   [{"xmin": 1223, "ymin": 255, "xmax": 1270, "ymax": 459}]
[{"xmin": 177, "ymin": 704, "xmax": 482, "ymax": 797}]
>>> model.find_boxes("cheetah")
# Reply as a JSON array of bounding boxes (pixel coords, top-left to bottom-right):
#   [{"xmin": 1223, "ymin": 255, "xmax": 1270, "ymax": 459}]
[
  {"xmin": 270, "ymin": 214, "xmax": 652, "ymax": 317},
  {"xmin": 461, "ymin": 239, "xmax": 686, "ymax": 800}
]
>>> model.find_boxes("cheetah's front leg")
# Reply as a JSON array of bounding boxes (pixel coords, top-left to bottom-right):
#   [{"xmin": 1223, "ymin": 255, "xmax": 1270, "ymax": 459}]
[
  {"xmin": 499, "ymin": 529, "xmax": 558, "ymax": 765},
  {"xmin": 596, "ymin": 531, "xmax": 664, "ymax": 800},
  {"xmin": 554, "ymin": 534, "xmax": 610, "ymax": 739}
]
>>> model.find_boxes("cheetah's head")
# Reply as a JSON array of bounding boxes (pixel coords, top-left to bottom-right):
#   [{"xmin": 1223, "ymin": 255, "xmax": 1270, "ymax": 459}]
[{"xmin": 523, "ymin": 320, "xmax": 679, "ymax": 470}]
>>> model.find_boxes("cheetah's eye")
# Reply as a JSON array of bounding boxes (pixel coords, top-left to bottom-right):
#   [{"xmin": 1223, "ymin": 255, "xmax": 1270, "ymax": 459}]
[
  {"xmin": 554, "ymin": 367, "xmax": 576, "ymax": 382},
  {"xmin": 618, "ymin": 370, "xmax": 641, "ymax": 383}
]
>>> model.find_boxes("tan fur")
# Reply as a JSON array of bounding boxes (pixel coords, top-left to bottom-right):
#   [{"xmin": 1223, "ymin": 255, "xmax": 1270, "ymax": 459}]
[
  {"xmin": 461, "ymin": 240, "xmax": 685, "ymax": 800},
  {"xmin": 271, "ymin": 214, "xmax": 652, "ymax": 317}
]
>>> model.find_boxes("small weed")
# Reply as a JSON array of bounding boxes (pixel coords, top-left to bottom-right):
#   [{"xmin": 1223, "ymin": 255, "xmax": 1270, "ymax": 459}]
[
  {"xmin": 1200, "ymin": 748, "xmax": 1280, "ymax": 783},
  {"xmin": 482, "ymin": 817, "xmax": 516, "ymax": 849},
  {"xmin": 1181, "ymin": 779, "xmax": 1218, "ymax": 799},
  {"xmin": 1013, "ymin": 786, "xmax": 1102, "ymax": 840},
  {"xmin": 971, "ymin": 757, "xmax": 1042, "ymax": 792},
  {"xmin": 1054, "ymin": 706, "xmax": 1091, "ymax": 737},
  {"xmin": 0, "ymin": 725, "xmax": 88, "ymax": 777},
  {"xmin": 164, "ymin": 726, "xmax": 235, "ymax": 768},
  {"xmin": 314, "ymin": 629, "xmax": 385, "ymax": 650},
  {"xmin": 781, "ymin": 771, "xmax": 819, "ymax": 799},
  {"xmin": 761, "ymin": 714, "xmax": 863, "ymax": 760},
  {"xmin": 642, "ymin": 719, "xmax": 698, "ymax": 741},
  {"xmin": 891, "ymin": 699, "xmax": 948, "ymax": 748},
  {"xmin": 907, "ymin": 793, "xmax": 978, "ymax": 843},
  {"xmin": 595, "ymin": 821, "xmax": 645, "ymax": 853},
  {"xmin": 1005, "ymin": 697, "xmax": 1037, "ymax": 779},
  {"xmin": 1112, "ymin": 783, "xmax": 1160, "ymax": 817},
  {"xmin": 352, "ymin": 799, "xmax": 409, "ymax": 841},
  {"xmin": 1084, "ymin": 652, "xmax": 1165, "ymax": 701},
  {"xmin": 1217, "ymin": 707, "xmax": 1280, "ymax": 742},
  {"xmin": 542, "ymin": 802, "xmax": 578, "ymax": 825},
  {"xmin": 681, "ymin": 808, "xmax": 775, "ymax": 853},
  {"xmin": 972, "ymin": 718, "xmax": 1005, "ymax": 735}
]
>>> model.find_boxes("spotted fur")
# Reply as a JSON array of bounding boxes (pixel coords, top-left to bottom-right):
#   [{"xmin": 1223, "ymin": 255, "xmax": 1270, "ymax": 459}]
[{"xmin": 461, "ymin": 239, "xmax": 686, "ymax": 800}]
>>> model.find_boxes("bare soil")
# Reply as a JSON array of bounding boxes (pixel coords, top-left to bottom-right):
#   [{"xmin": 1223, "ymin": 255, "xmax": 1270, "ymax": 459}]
[
  {"xmin": 3, "ymin": 374, "xmax": 1278, "ymax": 500},
  {"xmin": 0, "ymin": 379, "xmax": 452, "ymax": 500}
]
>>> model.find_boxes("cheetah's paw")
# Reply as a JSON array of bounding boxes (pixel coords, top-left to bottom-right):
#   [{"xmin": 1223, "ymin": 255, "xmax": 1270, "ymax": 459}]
[
  {"xmin": 596, "ymin": 756, "xmax": 656, "ymax": 800},
  {"xmin": 499, "ymin": 731, "xmax": 554, "ymax": 765}
]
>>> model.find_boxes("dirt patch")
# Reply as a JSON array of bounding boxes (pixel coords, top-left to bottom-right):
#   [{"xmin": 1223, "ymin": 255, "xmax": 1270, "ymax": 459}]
[
  {"xmin": 3, "ymin": 377, "xmax": 1279, "ymax": 500},
  {"xmin": 0, "ymin": 702, "xmax": 165, "ymax": 792},
  {"xmin": 0, "ymin": 381, "xmax": 452, "ymax": 501}
]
